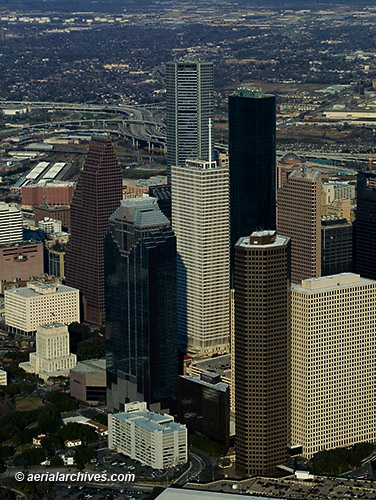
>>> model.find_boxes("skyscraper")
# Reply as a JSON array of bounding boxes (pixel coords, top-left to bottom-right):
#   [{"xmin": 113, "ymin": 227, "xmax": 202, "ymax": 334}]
[
  {"xmin": 166, "ymin": 60, "xmax": 213, "ymax": 180},
  {"xmin": 277, "ymin": 168, "xmax": 322, "ymax": 283},
  {"xmin": 234, "ymin": 230, "xmax": 290, "ymax": 476},
  {"xmin": 171, "ymin": 159, "xmax": 230, "ymax": 355},
  {"xmin": 65, "ymin": 135, "xmax": 122, "ymax": 325},
  {"xmin": 229, "ymin": 89, "xmax": 276, "ymax": 258},
  {"xmin": 355, "ymin": 170, "xmax": 376, "ymax": 279},
  {"xmin": 0, "ymin": 202, "xmax": 23, "ymax": 244},
  {"xmin": 291, "ymin": 273, "xmax": 376, "ymax": 458},
  {"xmin": 105, "ymin": 197, "xmax": 178, "ymax": 413}
]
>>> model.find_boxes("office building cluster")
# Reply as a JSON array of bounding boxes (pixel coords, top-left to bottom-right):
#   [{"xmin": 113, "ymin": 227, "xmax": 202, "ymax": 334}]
[{"xmin": 3, "ymin": 57, "xmax": 376, "ymax": 479}]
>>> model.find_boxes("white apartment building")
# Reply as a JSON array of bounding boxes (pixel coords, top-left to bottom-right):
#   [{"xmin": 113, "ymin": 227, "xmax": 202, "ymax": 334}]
[
  {"xmin": 0, "ymin": 202, "xmax": 23, "ymax": 245},
  {"xmin": 0, "ymin": 368, "xmax": 7, "ymax": 386},
  {"xmin": 108, "ymin": 403, "xmax": 187, "ymax": 469},
  {"xmin": 38, "ymin": 217, "xmax": 62, "ymax": 234},
  {"xmin": 171, "ymin": 159, "xmax": 230, "ymax": 355},
  {"xmin": 291, "ymin": 273, "xmax": 376, "ymax": 458},
  {"xmin": 19, "ymin": 323, "xmax": 77, "ymax": 381},
  {"xmin": 5, "ymin": 280, "xmax": 79, "ymax": 335}
]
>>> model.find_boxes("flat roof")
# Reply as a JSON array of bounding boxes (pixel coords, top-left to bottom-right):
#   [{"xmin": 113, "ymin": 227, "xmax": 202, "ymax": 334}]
[
  {"xmin": 158, "ymin": 489, "xmax": 282, "ymax": 500},
  {"xmin": 292, "ymin": 272, "xmax": 375, "ymax": 293},
  {"xmin": 180, "ymin": 375, "xmax": 228, "ymax": 392},
  {"xmin": 71, "ymin": 358, "xmax": 106, "ymax": 373},
  {"xmin": 236, "ymin": 234, "xmax": 290, "ymax": 249},
  {"xmin": 112, "ymin": 410, "xmax": 185, "ymax": 434},
  {"xmin": 5, "ymin": 283, "xmax": 77, "ymax": 298},
  {"xmin": 190, "ymin": 354, "xmax": 231, "ymax": 380}
]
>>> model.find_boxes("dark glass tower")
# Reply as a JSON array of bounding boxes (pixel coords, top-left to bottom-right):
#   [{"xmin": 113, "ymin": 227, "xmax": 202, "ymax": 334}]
[
  {"xmin": 355, "ymin": 171, "xmax": 376, "ymax": 279},
  {"xmin": 229, "ymin": 89, "xmax": 276, "ymax": 261},
  {"xmin": 105, "ymin": 197, "xmax": 178, "ymax": 414},
  {"xmin": 65, "ymin": 135, "xmax": 122, "ymax": 325},
  {"xmin": 166, "ymin": 60, "xmax": 214, "ymax": 180}
]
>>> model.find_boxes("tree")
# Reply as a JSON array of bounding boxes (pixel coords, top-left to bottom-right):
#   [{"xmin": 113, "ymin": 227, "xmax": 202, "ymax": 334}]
[
  {"xmin": 44, "ymin": 391, "xmax": 76, "ymax": 412},
  {"xmin": 13, "ymin": 448, "xmax": 46, "ymax": 466},
  {"xmin": 77, "ymin": 337, "xmax": 105, "ymax": 361},
  {"xmin": 57, "ymin": 423, "xmax": 97, "ymax": 444},
  {"xmin": 50, "ymin": 455, "xmax": 64, "ymax": 467},
  {"xmin": 37, "ymin": 407, "xmax": 62, "ymax": 434},
  {"xmin": 75, "ymin": 446, "xmax": 94, "ymax": 467},
  {"xmin": 41, "ymin": 436, "xmax": 62, "ymax": 454}
]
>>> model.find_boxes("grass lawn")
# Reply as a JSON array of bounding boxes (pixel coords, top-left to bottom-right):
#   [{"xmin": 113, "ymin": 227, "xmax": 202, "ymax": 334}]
[{"xmin": 15, "ymin": 395, "xmax": 43, "ymax": 412}]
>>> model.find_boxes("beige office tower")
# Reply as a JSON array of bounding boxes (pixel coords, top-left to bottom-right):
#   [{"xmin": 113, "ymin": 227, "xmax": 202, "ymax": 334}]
[
  {"xmin": 291, "ymin": 273, "xmax": 376, "ymax": 459},
  {"xmin": 234, "ymin": 231, "xmax": 290, "ymax": 476},
  {"xmin": 277, "ymin": 169, "xmax": 321, "ymax": 283},
  {"xmin": 171, "ymin": 159, "xmax": 230, "ymax": 355}
]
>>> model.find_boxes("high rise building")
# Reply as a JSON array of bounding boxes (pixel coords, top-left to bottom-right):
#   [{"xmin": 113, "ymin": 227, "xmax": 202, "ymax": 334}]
[
  {"xmin": 356, "ymin": 171, "xmax": 376, "ymax": 279},
  {"xmin": 277, "ymin": 168, "xmax": 322, "ymax": 283},
  {"xmin": 5, "ymin": 280, "xmax": 80, "ymax": 336},
  {"xmin": 105, "ymin": 197, "xmax": 178, "ymax": 413},
  {"xmin": 166, "ymin": 60, "xmax": 213, "ymax": 180},
  {"xmin": 234, "ymin": 231, "xmax": 290, "ymax": 476},
  {"xmin": 65, "ymin": 135, "xmax": 122, "ymax": 325},
  {"xmin": 321, "ymin": 216, "xmax": 353, "ymax": 276},
  {"xmin": 229, "ymin": 89, "xmax": 276, "ymax": 259},
  {"xmin": 171, "ymin": 159, "xmax": 230, "ymax": 355},
  {"xmin": 0, "ymin": 202, "xmax": 23, "ymax": 244},
  {"xmin": 291, "ymin": 273, "xmax": 376, "ymax": 458}
]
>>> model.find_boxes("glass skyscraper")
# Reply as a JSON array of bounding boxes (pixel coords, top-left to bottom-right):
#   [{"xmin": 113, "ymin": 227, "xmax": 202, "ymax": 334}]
[
  {"xmin": 166, "ymin": 60, "xmax": 214, "ymax": 180},
  {"xmin": 229, "ymin": 89, "xmax": 276, "ymax": 258},
  {"xmin": 105, "ymin": 197, "xmax": 178, "ymax": 414}
]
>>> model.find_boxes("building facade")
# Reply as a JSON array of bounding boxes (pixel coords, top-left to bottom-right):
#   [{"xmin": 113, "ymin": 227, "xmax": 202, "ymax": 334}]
[
  {"xmin": 277, "ymin": 168, "xmax": 322, "ymax": 283},
  {"xmin": 0, "ymin": 202, "xmax": 23, "ymax": 245},
  {"xmin": 178, "ymin": 372, "xmax": 230, "ymax": 448},
  {"xmin": 291, "ymin": 273, "xmax": 376, "ymax": 458},
  {"xmin": 166, "ymin": 60, "xmax": 213, "ymax": 180},
  {"xmin": 171, "ymin": 159, "xmax": 230, "ymax": 354},
  {"xmin": 105, "ymin": 197, "xmax": 178, "ymax": 414},
  {"xmin": 38, "ymin": 217, "xmax": 62, "ymax": 234},
  {"xmin": 108, "ymin": 405, "xmax": 187, "ymax": 469},
  {"xmin": 234, "ymin": 231, "xmax": 290, "ymax": 476},
  {"xmin": 34, "ymin": 205, "xmax": 71, "ymax": 231},
  {"xmin": 0, "ymin": 241, "xmax": 44, "ymax": 291},
  {"xmin": 229, "ymin": 89, "xmax": 276, "ymax": 265},
  {"xmin": 65, "ymin": 135, "xmax": 122, "ymax": 325},
  {"xmin": 19, "ymin": 323, "xmax": 77, "ymax": 381},
  {"xmin": 321, "ymin": 217, "xmax": 353, "ymax": 276},
  {"xmin": 356, "ymin": 171, "xmax": 376, "ymax": 279},
  {"xmin": 70, "ymin": 359, "xmax": 106, "ymax": 404},
  {"xmin": 5, "ymin": 280, "xmax": 79, "ymax": 335},
  {"xmin": 21, "ymin": 182, "xmax": 74, "ymax": 209}
]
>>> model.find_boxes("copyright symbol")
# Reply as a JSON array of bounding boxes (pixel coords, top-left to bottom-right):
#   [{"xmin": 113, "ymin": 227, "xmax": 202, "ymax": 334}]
[{"xmin": 15, "ymin": 472, "xmax": 24, "ymax": 481}]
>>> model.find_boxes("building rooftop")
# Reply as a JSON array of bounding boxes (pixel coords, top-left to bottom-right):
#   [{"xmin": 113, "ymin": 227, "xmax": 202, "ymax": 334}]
[
  {"xmin": 292, "ymin": 272, "xmax": 375, "ymax": 293},
  {"xmin": 158, "ymin": 489, "xmax": 282, "ymax": 500},
  {"xmin": 70, "ymin": 358, "xmax": 106, "ymax": 374},
  {"xmin": 5, "ymin": 281, "xmax": 77, "ymax": 298},
  {"xmin": 236, "ymin": 232, "xmax": 290, "ymax": 249},
  {"xmin": 189, "ymin": 353, "xmax": 231, "ymax": 381},
  {"xmin": 112, "ymin": 410, "xmax": 185, "ymax": 434},
  {"xmin": 111, "ymin": 196, "xmax": 170, "ymax": 228},
  {"xmin": 180, "ymin": 374, "xmax": 228, "ymax": 392}
]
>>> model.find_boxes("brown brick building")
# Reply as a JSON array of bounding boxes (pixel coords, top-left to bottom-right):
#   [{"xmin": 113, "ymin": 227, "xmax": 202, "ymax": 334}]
[
  {"xmin": 34, "ymin": 205, "xmax": 71, "ymax": 231},
  {"xmin": 65, "ymin": 136, "xmax": 122, "ymax": 325},
  {"xmin": 277, "ymin": 168, "xmax": 322, "ymax": 283},
  {"xmin": 234, "ymin": 231, "xmax": 290, "ymax": 476},
  {"xmin": 21, "ymin": 183, "xmax": 74, "ymax": 208},
  {"xmin": 0, "ymin": 241, "xmax": 44, "ymax": 291}
]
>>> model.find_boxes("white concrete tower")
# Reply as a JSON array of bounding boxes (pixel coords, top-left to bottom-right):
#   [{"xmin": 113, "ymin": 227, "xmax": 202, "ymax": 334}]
[{"xmin": 171, "ymin": 159, "xmax": 230, "ymax": 355}]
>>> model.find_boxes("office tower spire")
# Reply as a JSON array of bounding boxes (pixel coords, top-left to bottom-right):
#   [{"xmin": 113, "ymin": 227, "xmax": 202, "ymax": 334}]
[
  {"xmin": 234, "ymin": 231, "xmax": 290, "ymax": 476},
  {"xmin": 229, "ymin": 89, "xmax": 276, "ymax": 259},
  {"xmin": 65, "ymin": 135, "xmax": 122, "ymax": 325},
  {"xmin": 166, "ymin": 60, "xmax": 214, "ymax": 180},
  {"xmin": 105, "ymin": 197, "xmax": 178, "ymax": 413},
  {"xmin": 171, "ymin": 159, "xmax": 230, "ymax": 355}
]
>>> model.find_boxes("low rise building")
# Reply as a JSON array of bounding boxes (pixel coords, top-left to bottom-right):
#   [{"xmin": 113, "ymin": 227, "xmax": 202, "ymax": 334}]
[
  {"xmin": 38, "ymin": 217, "xmax": 62, "ymax": 235},
  {"xmin": 108, "ymin": 403, "xmax": 187, "ymax": 469},
  {"xmin": 32, "ymin": 434, "xmax": 46, "ymax": 448},
  {"xmin": 19, "ymin": 323, "xmax": 77, "ymax": 381},
  {"xmin": 70, "ymin": 358, "xmax": 106, "ymax": 404},
  {"xmin": 0, "ymin": 368, "xmax": 7, "ymax": 386},
  {"xmin": 5, "ymin": 279, "xmax": 79, "ymax": 336},
  {"xmin": 64, "ymin": 439, "xmax": 82, "ymax": 448},
  {"xmin": 0, "ymin": 241, "xmax": 44, "ymax": 292}
]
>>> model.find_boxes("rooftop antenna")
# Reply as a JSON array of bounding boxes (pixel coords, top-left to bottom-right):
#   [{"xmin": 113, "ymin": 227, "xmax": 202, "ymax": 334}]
[{"xmin": 209, "ymin": 118, "xmax": 212, "ymax": 164}]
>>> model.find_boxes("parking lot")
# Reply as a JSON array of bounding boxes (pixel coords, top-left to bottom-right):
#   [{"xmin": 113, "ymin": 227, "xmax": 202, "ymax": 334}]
[{"xmin": 55, "ymin": 485, "xmax": 151, "ymax": 500}]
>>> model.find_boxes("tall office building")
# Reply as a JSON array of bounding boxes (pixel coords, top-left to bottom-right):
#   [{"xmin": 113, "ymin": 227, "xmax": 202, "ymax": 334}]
[
  {"xmin": 234, "ymin": 231, "xmax": 290, "ymax": 476},
  {"xmin": 277, "ymin": 168, "xmax": 322, "ymax": 283},
  {"xmin": 321, "ymin": 217, "xmax": 353, "ymax": 276},
  {"xmin": 229, "ymin": 89, "xmax": 276, "ymax": 258},
  {"xmin": 105, "ymin": 197, "xmax": 178, "ymax": 414},
  {"xmin": 291, "ymin": 273, "xmax": 376, "ymax": 458},
  {"xmin": 356, "ymin": 171, "xmax": 376, "ymax": 279},
  {"xmin": 65, "ymin": 135, "xmax": 122, "ymax": 325},
  {"xmin": 171, "ymin": 159, "xmax": 230, "ymax": 355},
  {"xmin": 0, "ymin": 202, "xmax": 23, "ymax": 244},
  {"xmin": 166, "ymin": 60, "xmax": 213, "ymax": 180}
]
